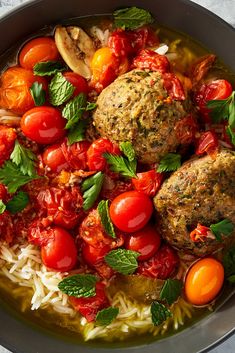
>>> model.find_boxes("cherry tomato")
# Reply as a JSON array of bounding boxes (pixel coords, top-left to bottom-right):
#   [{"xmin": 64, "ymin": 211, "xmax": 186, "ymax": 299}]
[
  {"xmin": 61, "ymin": 139, "xmax": 90, "ymax": 170},
  {"xmin": 87, "ymin": 138, "xmax": 121, "ymax": 171},
  {"xmin": 101, "ymin": 178, "xmax": 133, "ymax": 201},
  {"xmin": 0, "ymin": 125, "xmax": 17, "ymax": 167},
  {"xmin": 82, "ymin": 243, "xmax": 110, "ymax": 267},
  {"xmin": 190, "ymin": 223, "xmax": 210, "ymax": 243},
  {"xmin": 63, "ymin": 72, "xmax": 89, "ymax": 96},
  {"xmin": 42, "ymin": 143, "xmax": 69, "ymax": 173},
  {"xmin": 0, "ymin": 211, "xmax": 14, "ymax": 244},
  {"xmin": 175, "ymin": 114, "xmax": 198, "ymax": 145},
  {"xmin": 110, "ymin": 191, "xmax": 153, "ymax": 233},
  {"xmin": 69, "ymin": 282, "xmax": 109, "ymax": 322},
  {"xmin": 19, "ymin": 37, "xmax": 59, "ymax": 70},
  {"xmin": 137, "ymin": 244, "xmax": 179, "ymax": 279},
  {"xmin": 0, "ymin": 183, "xmax": 7, "ymax": 201},
  {"xmin": 132, "ymin": 170, "xmax": 163, "ymax": 197},
  {"xmin": 21, "ymin": 106, "xmax": 66, "ymax": 144},
  {"xmin": 162, "ymin": 73, "xmax": 186, "ymax": 100},
  {"xmin": 91, "ymin": 47, "xmax": 119, "ymax": 87},
  {"xmin": 132, "ymin": 49, "xmax": 170, "ymax": 73},
  {"xmin": 0, "ymin": 66, "xmax": 47, "ymax": 114},
  {"xmin": 125, "ymin": 225, "xmax": 161, "ymax": 261},
  {"xmin": 190, "ymin": 54, "xmax": 216, "ymax": 85},
  {"xmin": 41, "ymin": 227, "xmax": 77, "ymax": 271},
  {"xmin": 195, "ymin": 130, "xmax": 218, "ymax": 156},
  {"xmin": 185, "ymin": 258, "xmax": 224, "ymax": 306}
]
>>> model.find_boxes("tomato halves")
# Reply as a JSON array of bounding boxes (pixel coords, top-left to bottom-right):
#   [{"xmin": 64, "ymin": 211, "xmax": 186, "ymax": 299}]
[
  {"xmin": 110, "ymin": 190, "xmax": 153, "ymax": 233},
  {"xmin": 19, "ymin": 37, "xmax": 59, "ymax": 70},
  {"xmin": 21, "ymin": 106, "xmax": 66, "ymax": 144}
]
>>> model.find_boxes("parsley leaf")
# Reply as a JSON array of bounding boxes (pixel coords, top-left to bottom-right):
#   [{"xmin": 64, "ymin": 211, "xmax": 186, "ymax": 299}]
[
  {"xmin": 159, "ymin": 279, "xmax": 183, "ymax": 305},
  {"xmin": 113, "ymin": 7, "xmax": 154, "ymax": 30},
  {"xmin": 0, "ymin": 200, "xmax": 6, "ymax": 214},
  {"xmin": 34, "ymin": 61, "xmax": 66, "ymax": 76},
  {"xmin": 223, "ymin": 245, "xmax": 235, "ymax": 277},
  {"xmin": 67, "ymin": 119, "xmax": 88, "ymax": 145},
  {"xmin": 58, "ymin": 274, "xmax": 97, "ymax": 298},
  {"xmin": 105, "ymin": 249, "xmax": 140, "ymax": 275},
  {"xmin": 207, "ymin": 91, "xmax": 235, "ymax": 128},
  {"xmin": 49, "ymin": 72, "xmax": 75, "ymax": 106},
  {"xmin": 120, "ymin": 141, "xmax": 137, "ymax": 171},
  {"xmin": 82, "ymin": 172, "xmax": 104, "ymax": 211},
  {"xmin": 6, "ymin": 191, "xmax": 29, "ymax": 214},
  {"xmin": 30, "ymin": 81, "xmax": 46, "ymax": 106},
  {"xmin": 98, "ymin": 200, "xmax": 116, "ymax": 238},
  {"xmin": 151, "ymin": 301, "xmax": 172, "ymax": 326},
  {"xmin": 104, "ymin": 153, "xmax": 137, "ymax": 178},
  {"xmin": 62, "ymin": 93, "xmax": 87, "ymax": 129},
  {"xmin": 157, "ymin": 153, "xmax": 181, "ymax": 173},
  {"xmin": 210, "ymin": 219, "xmax": 234, "ymax": 242},
  {"xmin": 10, "ymin": 140, "xmax": 37, "ymax": 177},
  {"xmin": 96, "ymin": 307, "xmax": 119, "ymax": 326},
  {"xmin": 0, "ymin": 161, "xmax": 37, "ymax": 194}
]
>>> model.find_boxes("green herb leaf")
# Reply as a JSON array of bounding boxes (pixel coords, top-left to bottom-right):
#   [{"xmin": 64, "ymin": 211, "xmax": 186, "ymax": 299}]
[
  {"xmin": 49, "ymin": 72, "xmax": 75, "ymax": 106},
  {"xmin": 0, "ymin": 200, "xmax": 6, "ymax": 214},
  {"xmin": 34, "ymin": 61, "xmax": 66, "ymax": 76},
  {"xmin": 82, "ymin": 172, "xmax": 104, "ymax": 211},
  {"xmin": 228, "ymin": 275, "xmax": 235, "ymax": 284},
  {"xmin": 86, "ymin": 102, "xmax": 97, "ymax": 111},
  {"xmin": 207, "ymin": 92, "xmax": 235, "ymax": 127},
  {"xmin": 223, "ymin": 245, "xmax": 235, "ymax": 277},
  {"xmin": 229, "ymin": 98, "xmax": 235, "ymax": 128},
  {"xmin": 30, "ymin": 81, "xmax": 46, "ymax": 106},
  {"xmin": 157, "ymin": 153, "xmax": 181, "ymax": 173},
  {"xmin": 67, "ymin": 119, "xmax": 88, "ymax": 145},
  {"xmin": 113, "ymin": 7, "xmax": 154, "ymax": 30},
  {"xmin": 120, "ymin": 141, "xmax": 137, "ymax": 171},
  {"xmin": 151, "ymin": 301, "xmax": 172, "ymax": 326},
  {"xmin": 159, "ymin": 279, "xmax": 183, "ymax": 305},
  {"xmin": 98, "ymin": 200, "xmax": 116, "ymax": 238},
  {"xmin": 6, "ymin": 191, "xmax": 29, "ymax": 214},
  {"xmin": 10, "ymin": 140, "xmax": 37, "ymax": 177},
  {"xmin": 105, "ymin": 249, "xmax": 140, "ymax": 275},
  {"xmin": 104, "ymin": 153, "xmax": 137, "ymax": 179},
  {"xmin": 58, "ymin": 274, "xmax": 97, "ymax": 298},
  {"xmin": 0, "ymin": 161, "xmax": 38, "ymax": 194},
  {"xmin": 210, "ymin": 219, "xmax": 234, "ymax": 242},
  {"xmin": 96, "ymin": 307, "xmax": 119, "ymax": 326},
  {"xmin": 63, "ymin": 93, "xmax": 87, "ymax": 129},
  {"xmin": 226, "ymin": 126, "xmax": 235, "ymax": 146}
]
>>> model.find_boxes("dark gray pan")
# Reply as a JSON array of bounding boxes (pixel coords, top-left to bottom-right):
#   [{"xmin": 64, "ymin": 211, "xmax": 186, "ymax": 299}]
[{"xmin": 0, "ymin": 0, "xmax": 234, "ymax": 352}]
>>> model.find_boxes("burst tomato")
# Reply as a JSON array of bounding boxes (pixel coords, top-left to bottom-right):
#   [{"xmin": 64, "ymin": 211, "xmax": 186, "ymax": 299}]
[
  {"xmin": 87, "ymin": 138, "xmax": 121, "ymax": 171},
  {"xmin": 0, "ymin": 211, "xmax": 14, "ymax": 243},
  {"xmin": 132, "ymin": 49, "xmax": 170, "ymax": 73},
  {"xmin": 63, "ymin": 72, "xmax": 89, "ymax": 96},
  {"xmin": 190, "ymin": 54, "xmax": 216, "ymax": 85},
  {"xmin": 61, "ymin": 139, "xmax": 90, "ymax": 170},
  {"xmin": 175, "ymin": 114, "xmax": 198, "ymax": 145},
  {"xmin": 162, "ymin": 73, "xmax": 185, "ymax": 100},
  {"xmin": 101, "ymin": 178, "xmax": 133, "ymax": 201},
  {"xmin": 195, "ymin": 130, "xmax": 219, "ymax": 156},
  {"xmin": 0, "ymin": 125, "xmax": 17, "ymax": 167},
  {"xmin": 132, "ymin": 170, "xmax": 163, "ymax": 197},
  {"xmin": 42, "ymin": 143, "xmax": 69, "ymax": 173}
]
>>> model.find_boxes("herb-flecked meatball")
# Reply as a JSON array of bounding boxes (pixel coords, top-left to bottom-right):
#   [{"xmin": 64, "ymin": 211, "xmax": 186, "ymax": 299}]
[
  {"xmin": 154, "ymin": 149, "xmax": 235, "ymax": 256},
  {"xmin": 93, "ymin": 69, "xmax": 192, "ymax": 164}
]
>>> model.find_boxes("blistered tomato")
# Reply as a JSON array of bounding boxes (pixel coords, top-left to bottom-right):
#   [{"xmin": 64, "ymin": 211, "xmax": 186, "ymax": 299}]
[{"xmin": 185, "ymin": 258, "xmax": 224, "ymax": 306}]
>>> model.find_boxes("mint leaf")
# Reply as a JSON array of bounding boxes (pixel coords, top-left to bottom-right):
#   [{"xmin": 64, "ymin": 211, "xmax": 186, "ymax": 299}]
[
  {"xmin": 58, "ymin": 274, "xmax": 97, "ymax": 298},
  {"xmin": 104, "ymin": 153, "xmax": 137, "ymax": 178},
  {"xmin": 113, "ymin": 7, "xmax": 154, "ymax": 30},
  {"xmin": 120, "ymin": 141, "xmax": 137, "ymax": 171},
  {"xmin": 30, "ymin": 81, "xmax": 46, "ymax": 106},
  {"xmin": 159, "ymin": 279, "xmax": 183, "ymax": 305},
  {"xmin": 210, "ymin": 219, "xmax": 234, "ymax": 242},
  {"xmin": 82, "ymin": 172, "xmax": 104, "ymax": 211},
  {"xmin": 151, "ymin": 301, "xmax": 172, "ymax": 326},
  {"xmin": 0, "ymin": 200, "xmax": 6, "ymax": 214},
  {"xmin": 34, "ymin": 61, "xmax": 66, "ymax": 76},
  {"xmin": 98, "ymin": 200, "xmax": 116, "ymax": 238},
  {"xmin": 49, "ymin": 72, "xmax": 75, "ymax": 106},
  {"xmin": 105, "ymin": 249, "xmax": 140, "ymax": 275},
  {"xmin": 226, "ymin": 126, "xmax": 235, "ymax": 146},
  {"xmin": 96, "ymin": 307, "xmax": 119, "ymax": 326},
  {"xmin": 67, "ymin": 119, "xmax": 88, "ymax": 145},
  {"xmin": 223, "ymin": 246, "xmax": 235, "ymax": 277},
  {"xmin": 6, "ymin": 191, "xmax": 29, "ymax": 214},
  {"xmin": 157, "ymin": 153, "xmax": 181, "ymax": 173},
  {"xmin": 62, "ymin": 93, "xmax": 86, "ymax": 129},
  {"xmin": 10, "ymin": 140, "xmax": 37, "ymax": 177}
]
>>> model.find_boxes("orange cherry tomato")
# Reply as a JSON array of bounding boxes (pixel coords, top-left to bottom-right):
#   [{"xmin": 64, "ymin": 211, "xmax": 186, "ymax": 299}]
[
  {"xmin": 19, "ymin": 37, "xmax": 59, "ymax": 70},
  {"xmin": 0, "ymin": 66, "xmax": 47, "ymax": 115},
  {"xmin": 185, "ymin": 258, "xmax": 224, "ymax": 306}
]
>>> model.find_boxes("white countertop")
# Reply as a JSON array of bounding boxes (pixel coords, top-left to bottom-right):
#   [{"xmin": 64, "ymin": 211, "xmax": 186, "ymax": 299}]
[{"xmin": 0, "ymin": 0, "xmax": 234, "ymax": 352}]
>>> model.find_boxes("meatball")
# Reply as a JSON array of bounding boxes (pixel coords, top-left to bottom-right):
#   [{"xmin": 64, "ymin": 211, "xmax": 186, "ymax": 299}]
[
  {"xmin": 93, "ymin": 69, "xmax": 192, "ymax": 164},
  {"xmin": 154, "ymin": 149, "xmax": 235, "ymax": 256}
]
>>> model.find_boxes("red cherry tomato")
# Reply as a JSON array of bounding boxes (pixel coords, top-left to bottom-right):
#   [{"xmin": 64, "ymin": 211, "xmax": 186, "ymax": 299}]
[
  {"xmin": 21, "ymin": 106, "xmax": 66, "ymax": 144},
  {"xmin": 162, "ymin": 73, "xmax": 185, "ymax": 100},
  {"xmin": 41, "ymin": 227, "xmax": 77, "ymax": 271},
  {"xmin": 69, "ymin": 282, "xmax": 109, "ymax": 322},
  {"xmin": 63, "ymin": 72, "xmax": 89, "ymax": 96},
  {"xmin": 101, "ymin": 178, "xmax": 133, "ymax": 201},
  {"xmin": 137, "ymin": 244, "xmax": 179, "ymax": 279},
  {"xmin": 0, "ymin": 125, "xmax": 17, "ymax": 167},
  {"xmin": 125, "ymin": 225, "xmax": 161, "ymax": 261},
  {"xmin": 61, "ymin": 139, "xmax": 90, "ymax": 170},
  {"xmin": 195, "ymin": 130, "xmax": 219, "ymax": 156},
  {"xmin": 19, "ymin": 37, "xmax": 59, "ymax": 70},
  {"xmin": 42, "ymin": 143, "xmax": 69, "ymax": 173},
  {"xmin": 82, "ymin": 243, "xmax": 110, "ymax": 267},
  {"xmin": 0, "ymin": 211, "xmax": 14, "ymax": 244},
  {"xmin": 132, "ymin": 170, "xmax": 163, "ymax": 197},
  {"xmin": 110, "ymin": 191, "xmax": 153, "ymax": 233},
  {"xmin": 132, "ymin": 49, "xmax": 170, "ymax": 73},
  {"xmin": 175, "ymin": 114, "xmax": 198, "ymax": 145},
  {"xmin": 87, "ymin": 138, "xmax": 121, "ymax": 171},
  {"xmin": 0, "ymin": 183, "xmax": 7, "ymax": 201}
]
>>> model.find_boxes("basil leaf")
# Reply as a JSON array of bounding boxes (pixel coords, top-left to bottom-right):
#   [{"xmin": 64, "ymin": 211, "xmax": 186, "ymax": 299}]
[
  {"xmin": 30, "ymin": 81, "xmax": 46, "ymax": 106},
  {"xmin": 82, "ymin": 172, "xmax": 104, "ymax": 211},
  {"xmin": 157, "ymin": 153, "xmax": 181, "ymax": 173},
  {"xmin": 113, "ymin": 7, "xmax": 154, "ymax": 30},
  {"xmin": 49, "ymin": 72, "xmax": 75, "ymax": 106},
  {"xmin": 159, "ymin": 279, "xmax": 183, "ymax": 305},
  {"xmin": 67, "ymin": 119, "xmax": 88, "ymax": 145},
  {"xmin": 96, "ymin": 307, "xmax": 119, "ymax": 326},
  {"xmin": 223, "ymin": 245, "xmax": 235, "ymax": 277},
  {"xmin": 58, "ymin": 274, "xmax": 97, "ymax": 298},
  {"xmin": 6, "ymin": 191, "xmax": 29, "ymax": 214},
  {"xmin": 104, "ymin": 153, "xmax": 137, "ymax": 179},
  {"xmin": 0, "ymin": 200, "xmax": 6, "ymax": 214},
  {"xmin": 210, "ymin": 219, "xmax": 234, "ymax": 242},
  {"xmin": 151, "ymin": 301, "xmax": 172, "ymax": 326},
  {"xmin": 98, "ymin": 200, "xmax": 116, "ymax": 238},
  {"xmin": 105, "ymin": 249, "xmax": 140, "ymax": 275},
  {"xmin": 34, "ymin": 61, "xmax": 66, "ymax": 76},
  {"xmin": 10, "ymin": 140, "xmax": 37, "ymax": 177},
  {"xmin": 62, "ymin": 93, "xmax": 87, "ymax": 129}
]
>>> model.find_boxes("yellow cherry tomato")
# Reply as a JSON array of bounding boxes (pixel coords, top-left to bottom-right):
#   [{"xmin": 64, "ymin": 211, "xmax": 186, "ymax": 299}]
[
  {"xmin": 91, "ymin": 47, "xmax": 117, "ymax": 82},
  {"xmin": 185, "ymin": 257, "xmax": 224, "ymax": 306}
]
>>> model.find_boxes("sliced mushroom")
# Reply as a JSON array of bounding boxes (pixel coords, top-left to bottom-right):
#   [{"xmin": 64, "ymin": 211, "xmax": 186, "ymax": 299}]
[{"xmin": 55, "ymin": 26, "xmax": 96, "ymax": 79}]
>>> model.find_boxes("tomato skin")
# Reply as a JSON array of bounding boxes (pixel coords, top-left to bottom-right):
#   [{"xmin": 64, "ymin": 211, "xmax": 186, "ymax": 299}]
[
  {"xmin": 175, "ymin": 114, "xmax": 198, "ymax": 145},
  {"xmin": 63, "ymin": 72, "xmax": 89, "ymax": 96},
  {"xmin": 125, "ymin": 225, "xmax": 161, "ymax": 261},
  {"xmin": 132, "ymin": 170, "xmax": 163, "ymax": 197},
  {"xmin": 61, "ymin": 139, "xmax": 90, "ymax": 170},
  {"xmin": 190, "ymin": 223, "xmax": 210, "ymax": 243},
  {"xmin": 137, "ymin": 244, "xmax": 179, "ymax": 279},
  {"xmin": 0, "ymin": 211, "xmax": 14, "ymax": 244},
  {"xmin": 162, "ymin": 73, "xmax": 185, "ymax": 100},
  {"xmin": 132, "ymin": 49, "xmax": 170, "ymax": 73},
  {"xmin": 110, "ymin": 191, "xmax": 153, "ymax": 233},
  {"xmin": 0, "ymin": 125, "xmax": 17, "ymax": 167},
  {"xmin": 0, "ymin": 66, "xmax": 47, "ymax": 115},
  {"xmin": 87, "ymin": 138, "xmax": 121, "ymax": 171},
  {"xmin": 0, "ymin": 183, "xmax": 7, "ymax": 201},
  {"xmin": 21, "ymin": 106, "xmax": 66, "ymax": 144},
  {"xmin": 42, "ymin": 143, "xmax": 69, "ymax": 173},
  {"xmin": 19, "ymin": 37, "xmax": 59, "ymax": 70},
  {"xmin": 195, "ymin": 130, "xmax": 218, "ymax": 156},
  {"xmin": 185, "ymin": 258, "xmax": 224, "ymax": 306},
  {"xmin": 101, "ymin": 178, "xmax": 133, "ymax": 202}
]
